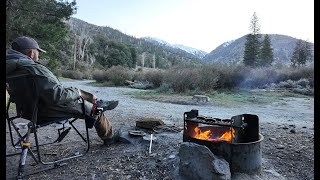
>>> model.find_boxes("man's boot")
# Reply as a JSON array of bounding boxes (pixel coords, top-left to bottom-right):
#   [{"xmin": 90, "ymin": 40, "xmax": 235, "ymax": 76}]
[{"xmin": 95, "ymin": 100, "xmax": 119, "ymax": 114}]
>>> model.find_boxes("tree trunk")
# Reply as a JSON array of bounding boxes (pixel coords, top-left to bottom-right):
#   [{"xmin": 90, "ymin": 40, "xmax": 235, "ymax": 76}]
[
  {"xmin": 152, "ymin": 54, "xmax": 155, "ymax": 68},
  {"xmin": 141, "ymin": 52, "xmax": 146, "ymax": 67},
  {"xmin": 73, "ymin": 35, "xmax": 77, "ymax": 70}
]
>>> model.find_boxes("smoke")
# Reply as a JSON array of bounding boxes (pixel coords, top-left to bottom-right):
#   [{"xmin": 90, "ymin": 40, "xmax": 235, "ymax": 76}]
[{"xmin": 238, "ymin": 67, "xmax": 280, "ymax": 89}]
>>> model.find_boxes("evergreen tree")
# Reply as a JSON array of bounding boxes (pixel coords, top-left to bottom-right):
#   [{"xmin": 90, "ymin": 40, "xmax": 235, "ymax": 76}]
[
  {"xmin": 47, "ymin": 58, "xmax": 61, "ymax": 76},
  {"xmin": 304, "ymin": 41, "xmax": 313, "ymax": 62},
  {"xmin": 90, "ymin": 36, "xmax": 136, "ymax": 68},
  {"xmin": 258, "ymin": 34, "xmax": 274, "ymax": 66},
  {"xmin": 290, "ymin": 39, "xmax": 312, "ymax": 67},
  {"xmin": 129, "ymin": 47, "xmax": 137, "ymax": 68},
  {"xmin": 243, "ymin": 12, "xmax": 261, "ymax": 67},
  {"xmin": 243, "ymin": 34, "xmax": 256, "ymax": 66},
  {"xmin": 6, "ymin": 0, "xmax": 77, "ymax": 60}
]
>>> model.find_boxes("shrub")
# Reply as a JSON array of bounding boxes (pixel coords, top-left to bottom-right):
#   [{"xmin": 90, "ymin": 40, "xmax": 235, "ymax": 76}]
[
  {"xmin": 144, "ymin": 70, "xmax": 164, "ymax": 88},
  {"xmin": 61, "ymin": 70, "xmax": 83, "ymax": 80},
  {"xmin": 92, "ymin": 69, "xmax": 107, "ymax": 82},
  {"xmin": 276, "ymin": 66, "xmax": 314, "ymax": 83},
  {"xmin": 104, "ymin": 66, "xmax": 133, "ymax": 86},
  {"xmin": 278, "ymin": 80, "xmax": 295, "ymax": 89},
  {"xmin": 217, "ymin": 64, "xmax": 249, "ymax": 89},
  {"xmin": 81, "ymin": 70, "xmax": 92, "ymax": 80},
  {"xmin": 156, "ymin": 83, "xmax": 173, "ymax": 93},
  {"xmin": 132, "ymin": 71, "xmax": 146, "ymax": 82},
  {"xmin": 292, "ymin": 87, "xmax": 314, "ymax": 96},
  {"xmin": 196, "ymin": 66, "xmax": 220, "ymax": 91},
  {"xmin": 296, "ymin": 78, "xmax": 309, "ymax": 88},
  {"xmin": 164, "ymin": 67, "xmax": 199, "ymax": 93}
]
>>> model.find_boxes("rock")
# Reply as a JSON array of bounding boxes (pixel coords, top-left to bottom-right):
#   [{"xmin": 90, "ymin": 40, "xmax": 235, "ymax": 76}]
[
  {"xmin": 290, "ymin": 129, "xmax": 296, "ymax": 134},
  {"xmin": 269, "ymin": 137, "xmax": 276, "ymax": 141},
  {"xmin": 179, "ymin": 142, "xmax": 231, "ymax": 180},
  {"xmin": 118, "ymin": 126, "xmax": 143, "ymax": 144},
  {"xmin": 289, "ymin": 124, "xmax": 295, "ymax": 127},
  {"xmin": 142, "ymin": 134, "xmax": 158, "ymax": 142},
  {"xmin": 277, "ymin": 145, "xmax": 285, "ymax": 149},
  {"xmin": 15, "ymin": 123, "xmax": 28, "ymax": 129},
  {"xmin": 163, "ymin": 176, "xmax": 170, "ymax": 180},
  {"xmin": 264, "ymin": 169, "xmax": 281, "ymax": 177},
  {"xmin": 125, "ymin": 80, "xmax": 134, "ymax": 86},
  {"xmin": 129, "ymin": 80, "xmax": 153, "ymax": 89},
  {"xmin": 136, "ymin": 118, "xmax": 164, "ymax": 130},
  {"xmin": 192, "ymin": 95, "xmax": 210, "ymax": 102}
]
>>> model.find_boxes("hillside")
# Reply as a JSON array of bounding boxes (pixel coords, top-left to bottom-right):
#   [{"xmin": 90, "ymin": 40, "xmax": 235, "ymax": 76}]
[
  {"xmin": 202, "ymin": 34, "xmax": 314, "ymax": 65},
  {"xmin": 65, "ymin": 18, "xmax": 313, "ymax": 68},
  {"xmin": 66, "ymin": 18, "xmax": 202, "ymax": 69}
]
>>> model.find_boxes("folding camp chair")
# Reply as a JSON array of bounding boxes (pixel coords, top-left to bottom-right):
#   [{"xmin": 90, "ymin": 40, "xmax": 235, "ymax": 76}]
[{"xmin": 6, "ymin": 70, "xmax": 92, "ymax": 180}]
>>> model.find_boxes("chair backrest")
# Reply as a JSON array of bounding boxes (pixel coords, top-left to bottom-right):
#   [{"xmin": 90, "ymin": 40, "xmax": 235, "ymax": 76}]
[{"xmin": 6, "ymin": 69, "xmax": 39, "ymax": 122}]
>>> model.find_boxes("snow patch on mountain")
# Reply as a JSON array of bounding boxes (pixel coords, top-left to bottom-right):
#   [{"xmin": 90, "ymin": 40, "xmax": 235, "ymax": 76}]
[
  {"xmin": 143, "ymin": 37, "xmax": 207, "ymax": 59},
  {"xmin": 222, "ymin": 40, "xmax": 235, "ymax": 47}
]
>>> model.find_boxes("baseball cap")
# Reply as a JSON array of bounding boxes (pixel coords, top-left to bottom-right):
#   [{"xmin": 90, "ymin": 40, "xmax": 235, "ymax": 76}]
[{"xmin": 11, "ymin": 36, "xmax": 46, "ymax": 53}]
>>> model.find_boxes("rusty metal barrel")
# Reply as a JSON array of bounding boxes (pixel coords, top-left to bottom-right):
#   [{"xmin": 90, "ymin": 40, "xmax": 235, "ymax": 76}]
[{"xmin": 229, "ymin": 134, "xmax": 264, "ymax": 174}]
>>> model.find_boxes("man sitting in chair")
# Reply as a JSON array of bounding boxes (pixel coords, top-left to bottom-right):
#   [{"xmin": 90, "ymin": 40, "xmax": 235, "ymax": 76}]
[{"xmin": 6, "ymin": 36, "xmax": 119, "ymax": 145}]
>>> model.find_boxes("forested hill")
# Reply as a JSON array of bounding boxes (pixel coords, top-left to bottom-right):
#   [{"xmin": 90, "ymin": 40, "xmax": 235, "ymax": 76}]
[
  {"xmin": 6, "ymin": 0, "xmax": 313, "ymax": 71},
  {"xmin": 202, "ymin": 34, "xmax": 314, "ymax": 65},
  {"xmin": 65, "ymin": 17, "xmax": 202, "ymax": 69}
]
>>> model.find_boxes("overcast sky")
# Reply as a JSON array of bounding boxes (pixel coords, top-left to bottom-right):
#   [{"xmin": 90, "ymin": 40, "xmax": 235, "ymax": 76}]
[{"xmin": 72, "ymin": 0, "xmax": 314, "ymax": 53}]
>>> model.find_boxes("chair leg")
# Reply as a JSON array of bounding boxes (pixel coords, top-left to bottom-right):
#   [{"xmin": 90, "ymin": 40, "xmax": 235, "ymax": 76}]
[
  {"xmin": 8, "ymin": 117, "xmax": 91, "ymax": 178},
  {"xmin": 17, "ymin": 122, "xmax": 33, "ymax": 179}
]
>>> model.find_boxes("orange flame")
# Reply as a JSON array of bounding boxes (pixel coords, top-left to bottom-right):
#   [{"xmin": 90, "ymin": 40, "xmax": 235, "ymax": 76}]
[
  {"xmin": 219, "ymin": 128, "xmax": 235, "ymax": 142},
  {"xmin": 194, "ymin": 127, "xmax": 211, "ymax": 140},
  {"xmin": 192, "ymin": 127, "xmax": 235, "ymax": 142}
]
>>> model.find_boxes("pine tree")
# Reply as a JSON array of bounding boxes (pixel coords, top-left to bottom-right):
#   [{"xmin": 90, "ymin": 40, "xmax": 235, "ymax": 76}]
[
  {"xmin": 258, "ymin": 34, "xmax": 274, "ymax": 66},
  {"xmin": 243, "ymin": 12, "xmax": 261, "ymax": 67},
  {"xmin": 304, "ymin": 41, "xmax": 313, "ymax": 62},
  {"xmin": 290, "ymin": 42, "xmax": 300, "ymax": 67},
  {"xmin": 243, "ymin": 34, "xmax": 256, "ymax": 66},
  {"xmin": 6, "ymin": 0, "xmax": 77, "ymax": 59},
  {"xmin": 290, "ymin": 39, "xmax": 312, "ymax": 67}
]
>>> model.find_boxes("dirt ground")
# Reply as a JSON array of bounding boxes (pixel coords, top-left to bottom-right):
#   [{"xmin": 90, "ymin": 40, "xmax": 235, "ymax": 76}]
[{"xmin": 6, "ymin": 80, "xmax": 314, "ymax": 180}]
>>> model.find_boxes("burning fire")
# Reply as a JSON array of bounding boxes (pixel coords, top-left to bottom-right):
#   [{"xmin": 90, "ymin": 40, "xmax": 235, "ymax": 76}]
[
  {"xmin": 193, "ymin": 127, "xmax": 235, "ymax": 143},
  {"xmin": 219, "ymin": 128, "xmax": 235, "ymax": 142}
]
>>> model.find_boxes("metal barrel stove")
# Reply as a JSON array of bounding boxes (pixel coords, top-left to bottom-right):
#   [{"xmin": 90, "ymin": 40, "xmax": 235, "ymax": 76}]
[{"xmin": 183, "ymin": 109, "xmax": 264, "ymax": 175}]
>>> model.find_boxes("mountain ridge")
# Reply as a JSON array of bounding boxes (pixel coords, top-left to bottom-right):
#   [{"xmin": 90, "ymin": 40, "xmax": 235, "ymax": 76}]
[
  {"xmin": 67, "ymin": 17, "xmax": 314, "ymax": 67},
  {"xmin": 203, "ymin": 34, "xmax": 314, "ymax": 65},
  {"xmin": 142, "ymin": 37, "xmax": 207, "ymax": 59}
]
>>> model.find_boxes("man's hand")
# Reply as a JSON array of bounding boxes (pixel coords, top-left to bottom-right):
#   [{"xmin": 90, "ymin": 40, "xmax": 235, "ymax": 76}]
[{"xmin": 70, "ymin": 87, "xmax": 82, "ymax": 96}]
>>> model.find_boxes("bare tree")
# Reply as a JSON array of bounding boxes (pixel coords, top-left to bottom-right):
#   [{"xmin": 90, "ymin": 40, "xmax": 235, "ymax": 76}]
[{"xmin": 68, "ymin": 18, "xmax": 93, "ymax": 66}]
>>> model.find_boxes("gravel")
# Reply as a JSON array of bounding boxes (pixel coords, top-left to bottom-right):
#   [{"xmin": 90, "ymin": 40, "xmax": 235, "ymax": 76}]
[{"xmin": 6, "ymin": 80, "xmax": 314, "ymax": 180}]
